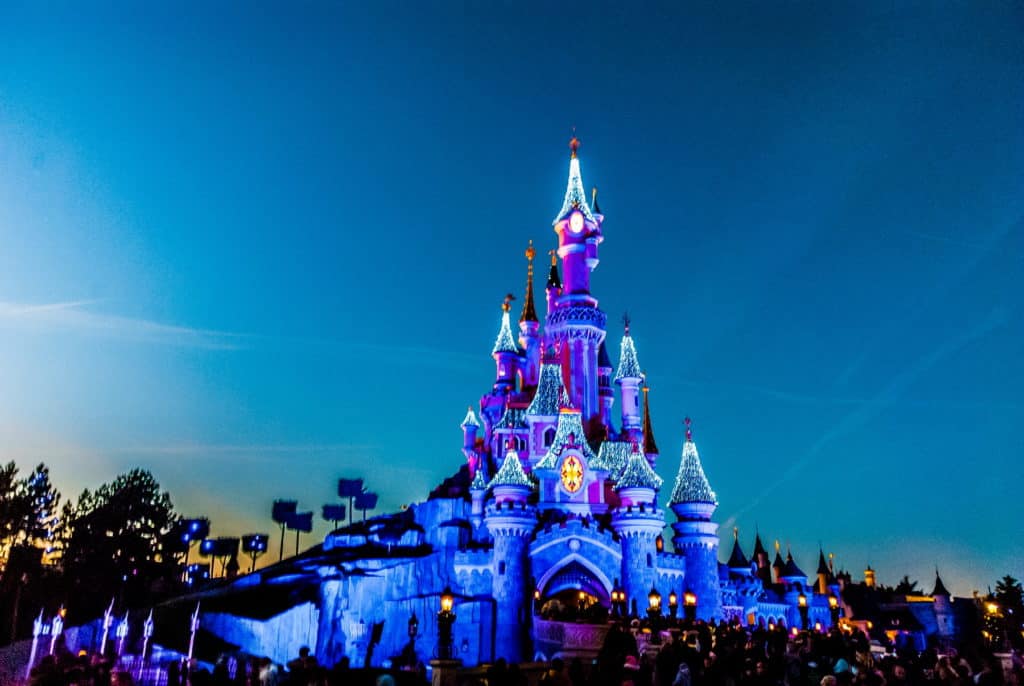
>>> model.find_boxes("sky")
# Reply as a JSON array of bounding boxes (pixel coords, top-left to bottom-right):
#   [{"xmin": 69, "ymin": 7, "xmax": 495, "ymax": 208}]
[{"xmin": 0, "ymin": 2, "xmax": 1021, "ymax": 595}]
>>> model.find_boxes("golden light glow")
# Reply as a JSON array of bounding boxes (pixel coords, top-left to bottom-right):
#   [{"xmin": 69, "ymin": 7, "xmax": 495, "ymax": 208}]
[
  {"xmin": 828, "ymin": 595, "xmax": 838, "ymax": 609},
  {"xmin": 798, "ymin": 594, "xmax": 807, "ymax": 608},
  {"xmin": 648, "ymin": 588, "xmax": 662, "ymax": 610},
  {"xmin": 669, "ymin": 591, "xmax": 678, "ymax": 607},
  {"xmin": 684, "ymin": 591, "xmax": 697, "ymax": 607},
  {"xmin": 440, "ymin": 587, "xmax": 454, "ymax": 613},
  {"xmin": 986, "ymin": 602, "xmax": 1000, "ymax": 615}
]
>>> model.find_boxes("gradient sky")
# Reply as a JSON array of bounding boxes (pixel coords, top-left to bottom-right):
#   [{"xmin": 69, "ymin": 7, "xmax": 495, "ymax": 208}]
[{"xmin": 0, "ymin": 2, "xmax": 1021, "ymax": 595}]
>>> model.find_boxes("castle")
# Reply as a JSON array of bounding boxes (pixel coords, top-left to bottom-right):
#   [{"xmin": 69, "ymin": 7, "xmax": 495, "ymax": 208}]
[{"xmin": 190, "ymin": 141, "xmax": 957, "ymax": 668}]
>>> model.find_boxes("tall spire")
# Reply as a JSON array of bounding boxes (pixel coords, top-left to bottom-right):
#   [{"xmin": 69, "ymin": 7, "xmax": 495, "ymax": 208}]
[
  {"xmin": 615, "ymin": 315, "xmax": 643, "ymax": 381},
  {"xmin": 669, "ymin": 418, "xmax": 717, "ymax": 505},
  {"xmin": 641, "ymin": 375, "xmax": 659, "ymax": 455},
  {"xmin": 519, "ymin": 241, "xmax": 538, "ymax": 323},
  {"xmin": 553, "ymin": 136, "xmax": 596, "ymax": 225},
  {"xmin": 616, "ymin": 443, "xmax": 663, "ymax": 490},
  {"xmin": 492, "ymin": 294, "xmax": 519, "ymax": 354}
]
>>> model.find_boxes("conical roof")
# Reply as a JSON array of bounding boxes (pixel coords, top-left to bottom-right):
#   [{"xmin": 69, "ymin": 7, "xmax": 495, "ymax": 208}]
[
  {"xmin": 669, "ymin": 423, "xmax": 717, "ymax": 506},
  {"xmin": 782, "ymin": 548, "xmax": 806, "ymax": 579},
  {"xmin": 488, "ymin": 449, "xmax": 533, "ymax": 489},
  {"xmin": 597, "ymin": 341, "xmax": 613, "ymax": 370},
  {"xmin": 728, "ymin": 529, "xmax": 750, "ymax": 569},
  {"xmin": 470, "ymin": 464, "xmax": 488, "ymax": 491},
  {"xmin": 753, "ymin": 532, "xmax": 768, "ymax": 557},
  {"xmin": 642, "ymin": 383, "xmax": 659, "ymax": 455},
  {"xmin": 817, "ymin": 549, "xmax": 832, "ymax": 576},
  {"xmin": 932, "ymin": 570, "xmax": 950, "ymax": 597},
  {"xmin": 492, "ymin": 300, "xmax": 519, "ymax": 355},
  {"xmin": 553, "ymin": 138, "xmax": 597, "ymax": 225},
  {"xmin": 460, "ymin": 407, "xmax": 480, "ymax": 428},
  {"xmin": 614, "ymin": 325, "xmax": 643, "ymax": 381},
  {"xmin": 526, "ymin": 362, "xmax": 565, "ymax": 417},
  {"xmin": 616, "ymin": 446, "xmax": 663, "ymax": 490},
  {"xmin": 535, "ymin": 405, "xmax": 597, "ymax": 469}
]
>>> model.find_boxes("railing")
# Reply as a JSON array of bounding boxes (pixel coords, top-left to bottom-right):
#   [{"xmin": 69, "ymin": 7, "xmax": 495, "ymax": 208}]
[{"xmin": 533, "ymin": 618, "xmax": 610, "ymax": 659}]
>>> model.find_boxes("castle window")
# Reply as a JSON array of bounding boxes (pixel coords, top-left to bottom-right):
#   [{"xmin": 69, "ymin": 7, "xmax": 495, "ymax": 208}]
[
  {"xmin": 499, "ymin": 561, "xmax": 506, "ymax": 575},
  {"xmin": 647, "ymin": 553, "xmax": 652, "ymax": 568},
  {"xmin": 543, "ymin": 427, "xmax": 555, "ymax": 448}
]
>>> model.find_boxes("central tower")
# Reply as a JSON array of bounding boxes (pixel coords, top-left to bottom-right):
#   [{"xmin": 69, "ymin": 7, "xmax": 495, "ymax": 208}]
[{"xmin": 545, "ymin": 137, "xmax": 607, "ymax": 431}]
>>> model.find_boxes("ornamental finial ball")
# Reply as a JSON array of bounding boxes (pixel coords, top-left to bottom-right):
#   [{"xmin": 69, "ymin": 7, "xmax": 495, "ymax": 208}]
[
  {"xmin": 525, "ymin": 240, "xmax": 536, "ymax": 262},
  {"xmin": 569, "ymin": 135, "xmax": 580, "ymax": 158}
]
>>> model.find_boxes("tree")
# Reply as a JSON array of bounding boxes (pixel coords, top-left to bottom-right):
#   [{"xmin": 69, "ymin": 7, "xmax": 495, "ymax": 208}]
[
  {"xmin": 993, "ymin": 575, "xmax": 1024, "ymax": 650},
  {"xmin": 60, "ymin": 469, "xmax": 179, "ymax": 616},
  {"xmin": 0, "ymin": 462, "xmax": 61, "ymax": 567},
  {"xmin": 893, "ymin": 575, "xmax": 920, "ymax": 594}
]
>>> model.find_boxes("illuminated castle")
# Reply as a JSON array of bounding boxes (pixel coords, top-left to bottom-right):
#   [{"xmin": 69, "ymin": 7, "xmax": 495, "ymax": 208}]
[{"xmin": 194, "ymin": 141, "xmax": 872, "ymax": 667}]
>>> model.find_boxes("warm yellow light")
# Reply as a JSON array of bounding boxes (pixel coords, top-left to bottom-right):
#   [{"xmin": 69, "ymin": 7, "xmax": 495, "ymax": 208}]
[
  {"xmin": 534, "ymin": 589, "xmax": 540, "ymax": 600},
  {"xmin": 669, "ymin": 591, "xmax": 678, "ymax": 607},
  {"xmin": 867, "ymin": 621, "xmax": 873, "ymax": 629},
  {"xmin": 798, "ymin": 594, "xmax": 807, "ymax": 608},
  {"xmin": 684, "ymin": 591, "xmax": 697, "ymax": 607},
  {"xmin": 648, "ymin": 587, "xmax": 662, "ymax": 610},
  {"xmin": 792, "ymin": 627, "xmax": 799, "ymax": 636},
  {"xmin": 986, "ymin": 602, "xmax": 999, "ymax": 615},
  {"xmin": 579, "ymin": 591, "xmax": 586, "ymax": 601},
  {"xmin": 828, "ymin": 595, "xmax": 838, "ymax": 609},
  {"xmin": 815, "ymin": 622, "xmax": 822, "ymax": 631},
  {"xmin": 768, "ymin": 623, "xmax": 775, "ymax": 631},
  {"xmin": 440, "ymin": 587, "xmax": 454, "ymax": 613}
]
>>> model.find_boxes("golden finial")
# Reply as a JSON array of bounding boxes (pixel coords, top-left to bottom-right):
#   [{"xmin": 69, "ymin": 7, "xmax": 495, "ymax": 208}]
[
  {"xmin": 502, "ymin": 293, "xmax": 515, "ymax": 313},
  {"xmin": 525, "ymin": 240, "xmax": 536, "ymax": 264},
  {"xmin": 549, "ymin": 249, "xmax": 557, "ymax": 266},
  {"xmin": 734, "ymin": 526, "xmax": 739, "ymax": 541},
  {"xmin": 774, "ymin": 539, "xmax": 781, "ymax": 553},
  {"xmin": 569, "ymin": 130, "xmax": 579, "ymax": 159}
]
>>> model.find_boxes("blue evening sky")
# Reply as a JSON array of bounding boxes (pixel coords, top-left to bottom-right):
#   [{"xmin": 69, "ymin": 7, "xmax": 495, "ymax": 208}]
[{"xmin": 0, "ymin": 2, "xmax": 1021, "ymax": 593}]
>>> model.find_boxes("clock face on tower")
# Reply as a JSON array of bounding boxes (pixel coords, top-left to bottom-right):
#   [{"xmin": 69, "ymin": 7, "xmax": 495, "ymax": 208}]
[
  {"xmin": 560, "ymin": 454, "xmax": 584, "ymax": 494},
  {"xmin": 568, "ymin": 210, "xmax": 584, "ymax": 234}
]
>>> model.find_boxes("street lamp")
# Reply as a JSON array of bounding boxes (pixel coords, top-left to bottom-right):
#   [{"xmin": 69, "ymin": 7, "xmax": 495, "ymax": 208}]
[
  {"xmin": 798, "ymin": 593, "xmax": 809, "ymax": 631},
  {"xmin": 668, "ymin": 591, "xmax": 679, "ymax": 621},
  {"xmin": 647, "ymin": 587, "xmax": 662, "ymax": 645},
  {"xmin": 828, "ymin": 594, "xmax": 839, "ymax": 626},
  {"xmin": 437, "ymin": 587, "xmax": 456, "ymax": 660},
  {"xmin": 611, "ymin": 583, "xmax": 626, "ymax": 618},
  {"xmin": 533, "ymin": 587, "xmax": 541, "ymax": 615},
  {"xmin": 683, "ymin": 590, "xmax": 697, "ymax": 622}
]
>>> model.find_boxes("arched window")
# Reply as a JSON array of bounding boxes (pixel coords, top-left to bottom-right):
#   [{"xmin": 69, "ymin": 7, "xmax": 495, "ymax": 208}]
[
  {"xmin": 543, "ymin": 427, "xmax": 556, "ymax": 448},
  {"xmin": 646, "ymin": 553, "xmax": 653, "ymax": 568},
  {"xmin": 499, "ymin": 561, "xmax": 506, "ymax": 575}
]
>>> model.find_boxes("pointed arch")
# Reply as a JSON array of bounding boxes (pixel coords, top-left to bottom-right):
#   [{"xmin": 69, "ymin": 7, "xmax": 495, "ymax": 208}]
[{"xmin": 535, "ymin": 552, "xmax": 614, "ymax": 599}]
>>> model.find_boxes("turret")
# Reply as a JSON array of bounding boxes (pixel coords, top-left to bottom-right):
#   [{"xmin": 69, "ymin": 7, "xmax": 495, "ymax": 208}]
[
  {"xmin": 545, "ymin": 250, "xmax": 561, "ymax": 316},
  {"xmin": 864, "ymin": 565, "xmax": 876, "ymax": 588},
  {"xmin": 518, "ymin": 242, "xmax": 541, "ymax": 389},
  {"xmin": 932, "ymin": 568, "xmax": 955, "ymax": 638},
  {"xmin": 641, "ymin": 375, "xmax": 659, "ymax": 468},
  {"xmin": 816, "ymin": 548, "xmax": 833, "ymax": 595},
  {"xmin": 485, "ymin": 445, "xmax": 537, "ymax": 662},
  {"xmin": 615, "ymin": 317, "xmax": 643, "ymax": 442},
  {"xmin": 534, "ymin": 391, "xmax": 605, "ymax": 514},
  {"xmin": 752, "ymin": 532, "xmax": 773, "ymax": 587},
  {"xmin": 612, "ymin": 445, "xmax": 665, "ymax": 613},
  {"xmin": 493, "ymin": 295, "xmax": 520, "ymax": 391},
  {"xmin": 545, "ymin": 138, "xmax": 607, "ymax": 427},
  {"xmin": 461, "ymin": 407, "xmax": 480, "ymax": 455},
  {"xmin": 552, "ymin": 136, "xmax": 602, "ymax": 300},
  {"xmin": 469, "ymin": 463, "xmax": 488, "ymax": 530},
  {"xmin": 669, "ymin": 418, "xmax": 722, "ymax": 619},
  {"xmin": 779, "ymin": 546, "xmax": 808, "ymax": 587}
]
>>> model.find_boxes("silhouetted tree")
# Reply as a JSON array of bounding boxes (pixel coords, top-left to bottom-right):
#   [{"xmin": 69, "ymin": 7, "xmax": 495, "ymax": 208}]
[
  {"xmin": 893, "ymin": 575, "xmax": 920, "ymax": 594},
  {"xmin": 59, "ymin": 469, "xmax": 178, "ymax": 617},
  {"xmin": 0, "ymin": 462, "xmax": 61, "ymax": 567},
  {"xmin": 994, "ymin": 574, "xmax": 1024, "ymax": 650}
]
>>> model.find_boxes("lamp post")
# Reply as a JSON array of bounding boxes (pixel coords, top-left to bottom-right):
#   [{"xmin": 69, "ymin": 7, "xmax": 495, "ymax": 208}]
[
  {"xmin": 611, "ymin": 584, "xmax": 626, "ymax": 618},
  {"xmin": 828, "ymin": 594, "xmax": 839, "ymax": 627},
  {"xmin": 533, "ymin": 588, "xmax": 541, "ymax": 616},
  {"xmin": 437, "ymin": 586, "xmax": 456, "ymax": 660},
  {"xmin": 798, "ymin": 593, "xmax": 809, "ymax": 631},
  {"xmin": 683, "ymin": 590, "xmax": 697, "ymax": 622},
  {"xmin": 647, "ymin": 587, "xmax": 662, "ymax": 645},
  {"xmin": 668, "ymin": 591, "xmax": 679, "ymax": 622}
]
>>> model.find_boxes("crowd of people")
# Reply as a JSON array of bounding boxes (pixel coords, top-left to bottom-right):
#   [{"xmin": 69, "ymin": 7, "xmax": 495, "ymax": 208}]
[{"xmin": 23, "ymin": 621, "xmax": 1023, "ymax": 686}]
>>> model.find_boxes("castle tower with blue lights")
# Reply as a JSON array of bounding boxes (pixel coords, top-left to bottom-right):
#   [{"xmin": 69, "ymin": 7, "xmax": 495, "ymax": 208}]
[{"xmin": 184, "ymin": 140, "xmax": 891, "ymax": 669}]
